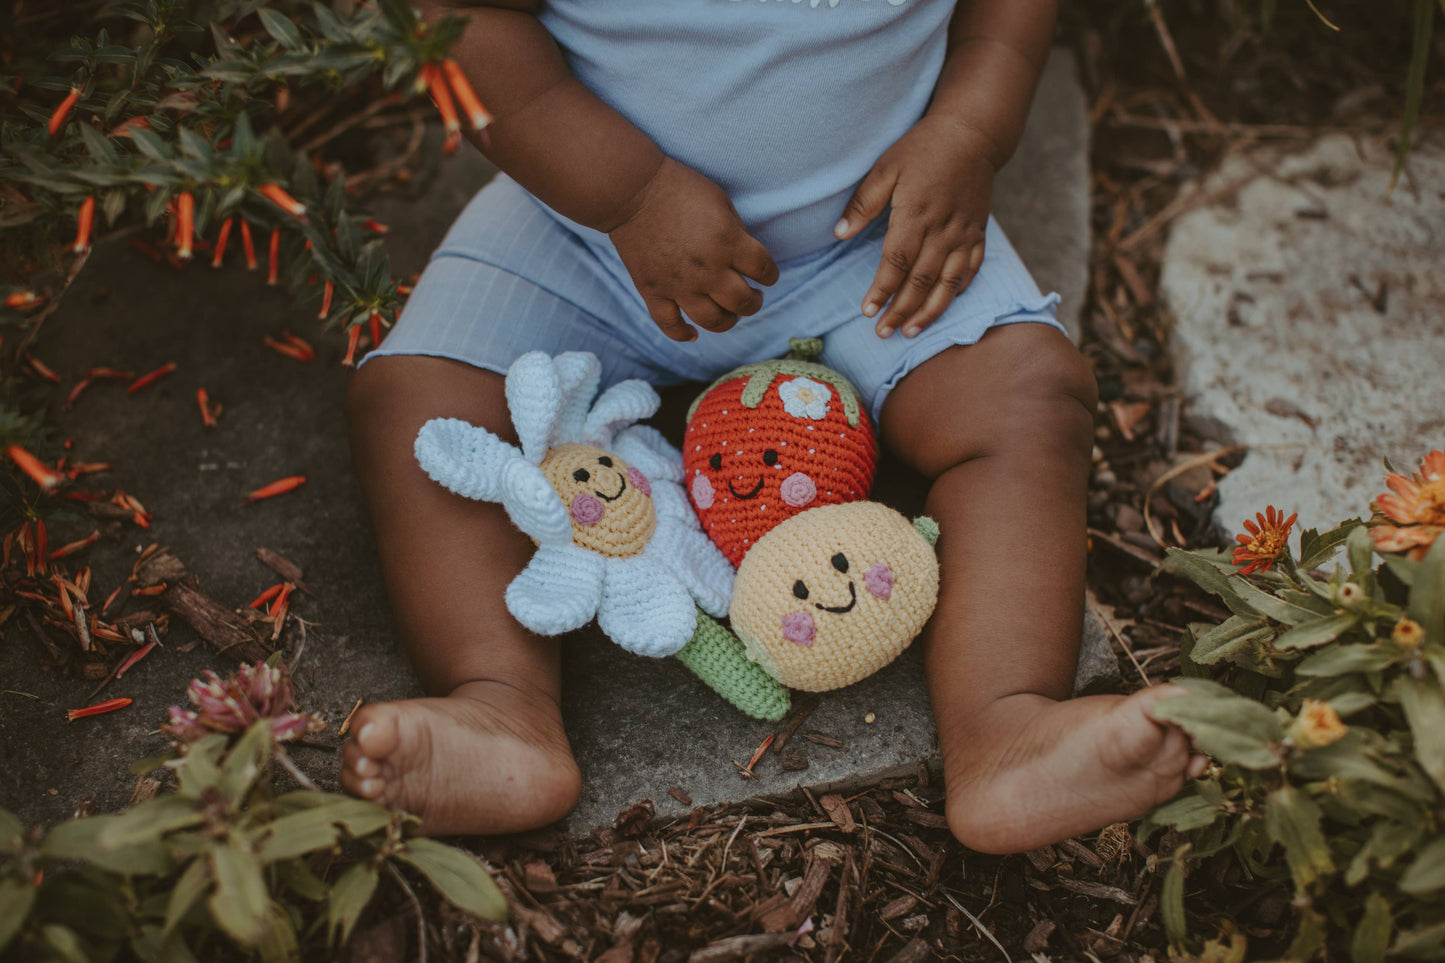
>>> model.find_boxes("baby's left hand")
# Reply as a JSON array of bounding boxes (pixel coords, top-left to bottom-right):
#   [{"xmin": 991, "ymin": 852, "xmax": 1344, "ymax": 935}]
[{"xmin": 835, "ymin": 116, "xmax": 997, "ymax": 339}]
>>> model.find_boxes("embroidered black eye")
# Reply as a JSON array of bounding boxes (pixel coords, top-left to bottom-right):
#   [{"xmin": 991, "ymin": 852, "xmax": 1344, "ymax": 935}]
[
  {"xmin": 709, "ymin": 453, "xmax": 722, "ymax": 471},
  {"xmin": 573, "ymin": 468, "xmax": 590, "ymax": 482},
  {"xmin": 832, "ymin": 553, "xmax": 849, "ymax": 574},
  {"xmin": 793, "ymin": 580, "xmax": 809, "ymax": 600},
  {"xmin": 763, "ymin": 449, "xmax": 779, "ymax": 466},
  {"xmin": 598, "ymin": 456, "xmax": 613, "ymax": 467}
]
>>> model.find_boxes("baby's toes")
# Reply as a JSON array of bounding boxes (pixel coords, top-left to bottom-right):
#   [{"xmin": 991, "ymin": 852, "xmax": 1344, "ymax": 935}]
[{"xmin": 350, "ymin": 708, "xmax": 402, "ymax": 763}]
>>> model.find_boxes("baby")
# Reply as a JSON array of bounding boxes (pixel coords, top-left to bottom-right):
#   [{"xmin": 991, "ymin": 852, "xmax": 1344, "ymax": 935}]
[{"xmin": 340, "ymin": 0, "xmax": 1204, "ymax": 853}]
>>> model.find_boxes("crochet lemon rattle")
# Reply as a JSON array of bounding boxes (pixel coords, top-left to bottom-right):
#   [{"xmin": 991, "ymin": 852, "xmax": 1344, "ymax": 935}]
[{"xmin": 683, "ymin": 342, "xmax": 941, "ymax": 696}]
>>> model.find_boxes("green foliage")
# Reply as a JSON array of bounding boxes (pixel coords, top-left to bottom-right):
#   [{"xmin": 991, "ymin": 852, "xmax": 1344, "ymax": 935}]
[
  {"xmin": 1145, "ymin": 518, "xmax": 1445, "ymax": 960},
  {"xmin": 0, "ymin": 720, "xmax": 507, "ymax": 961}
]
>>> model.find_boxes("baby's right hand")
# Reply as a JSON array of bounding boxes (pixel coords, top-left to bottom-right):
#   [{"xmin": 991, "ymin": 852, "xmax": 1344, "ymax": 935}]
[{"xmin": 608, "ymin": 158, "xmax": 779, "ymax": 342}]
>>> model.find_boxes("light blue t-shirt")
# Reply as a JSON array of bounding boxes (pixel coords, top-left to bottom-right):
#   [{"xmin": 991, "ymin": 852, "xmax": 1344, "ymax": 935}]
[{"xmin": 537, "ymin": 0, "xmax": 952, "ymax": 262}]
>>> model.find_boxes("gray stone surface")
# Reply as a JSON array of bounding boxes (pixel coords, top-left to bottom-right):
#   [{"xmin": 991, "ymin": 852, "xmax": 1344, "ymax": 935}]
[
  {"xmin": 1161, "ymin": 132, "xmax": 1445, "ymax": 536},
  {"xmin": 994, "ymin": 48, "xmax": 1091, "ymax": 338},
  {"xmin": 3, "ymin": 56, "xmax": 1098, "ymax": 835}
]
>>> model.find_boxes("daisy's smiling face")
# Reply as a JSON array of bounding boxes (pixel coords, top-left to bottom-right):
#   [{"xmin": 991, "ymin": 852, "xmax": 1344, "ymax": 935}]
[
  {"xmin": 730, "ymin": 502, "xmax": 938, "ymax": 691},
  {"xmin": 539, "ymin": 443, "xmax": 656, "ymax": 558}
]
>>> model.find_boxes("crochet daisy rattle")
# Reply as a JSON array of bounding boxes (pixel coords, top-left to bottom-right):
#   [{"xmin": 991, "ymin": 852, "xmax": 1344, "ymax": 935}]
[{"xmin": 414, "ymin": 351, "xmax": 736, "ymax": 658}]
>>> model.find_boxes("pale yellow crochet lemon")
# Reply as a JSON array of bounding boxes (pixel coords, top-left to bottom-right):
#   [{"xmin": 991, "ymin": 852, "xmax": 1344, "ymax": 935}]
[{"xmin": 730, "ymin": 502, "xmax": 939, "ymax": 691}]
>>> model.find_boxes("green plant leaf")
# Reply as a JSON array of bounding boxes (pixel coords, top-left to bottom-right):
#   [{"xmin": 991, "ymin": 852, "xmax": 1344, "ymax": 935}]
[
  {"xmin": 396, "ymin": 838, "xmax": 508, "ymax": 921},
  {"xmin": 1148, "ymin": 686, "xmax": 1285, "ymax": 769},
  {"xmin": 1188, "ymin": 615, "xmax": 1275, "ymax": 665},
  {"xmin": 1393, "ymin": 920, "xmax": 1445, "ymax": 959},
  {"xmin": 1160, "ymin": 549, "xmax": 1234, "ymax": 595},
  {"xmin": 1348, "ymin": 524, "xmax": 1376, "ymax": 577},
  {"xmin": 276, "ymin": 858, "xmax": 329, "ymax": 902},
  {"xmin": 0, "ymin": 808, "xmax": 23, "ymax": 853},
  {"xmin": 0, "ymin": 878, "xmax": 37, "ymax": 953},
  {"xmin": 258, "ymin": 8, "xmax": 306, "ymax": 50},
  {"xmin": 1391, "ymin": 0, "xmax": 1436, "ymax": 189},
  {"xmin": 327, "ymin": 862, "xmax": 377, "ymax": 946},
  {"xmin": 1296, "ymin": 644, "xmax": 1397, "ymax": 678},
  {"xmin": 1298, "ymin": 520, "xmax": 1364, "ymax": 571},
  {"xmin": 1161, "ymin": 852, "xmax": 1188, "ymax": 945},
  {"xmin": 256, "ymin": 902, "xmax": 301, "ymax": 963},
  {"xmin": 1265, "ymin": 785, "xmax": 1334, "ymax": 890},
  {"xmin": 1229, "ymin": 577, "xmax": 1323, "ymax": 626},
  {"xmin": 42, "ymin": 815, "xmax": 173, "ymax": 876},
  {"xmin": 1274, "ymin": 612, "xmax": 1359, "ymax": 650},
  {"xmin": 208, "ymin": 842, "xmax": 270, "ymax": 947},
  {"xmin": 218, "ymin": 720, "xmax": 273, "ymax": 803},
  {"xmin": 1407, "ymin": 533, "xmax": 1445, "ymax": 643},
  {"xmin": 254, "ymin": 808, "xmax": 340, "ymax": 862},
  {"xmin": 1150, "ymin": 793, "xmax": 1220, "ymax": 832},
  {"xmin": 163, "ymin": 858, "xmax": 210, "ymax": 939},
  {"xmin": 1400, "ymin": 836, "xmax": 1445, "ymax": 895},
  {"xmin": 1395, "ymin": 676, "xmax": 1445, "ymax": 792},
  {"xmin": 1285, "ymin": 909, "xmax": 1328, "ymax": 962},
  {"xmin": 40, "ymin": 923, "xmax": 89, "ymax": 963}
]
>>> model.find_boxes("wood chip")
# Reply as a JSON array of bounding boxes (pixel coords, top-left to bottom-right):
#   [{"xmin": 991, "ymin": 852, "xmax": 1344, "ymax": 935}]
[
  {"xmin": 687, "ymin": 933, "xmax": 795, "ymax": 963},
  {"xmin": 881, "ymin": 936, "xmax": 932, "ymax": 963},
  {"xmin": 255, "ymin": 546, "xmax": 314, "ymax": 595},
  {"xmin": 667, "ymin": 787, "xmax": 692, "ymax": 806},
  {"xmin": 802, "ymin": 731, "xmax": 844, "ymax": 749},
  {"xmin": 160, "ymin": 581, "xmax": 271, "ymax": 664},
  {"xmin": 1054, "ymin": 876, "xmax": 1140, "ymax": 905},
  {"xmin": 818, "ymin": 794, "xmax": 857, "ymax": 833},
  {"xmin": 512, "ymin": 904, "xmax": 569, "ymax": 945},
  {"xmin": 522, "ymin": 859, "xmax": 558, "ymax": 894},
  {"xmin": 903, "ymin": 809, "xmax": 947, "ymax": 830},
  {"xmin": 1024, "ymin": 919, "xmax": 1057, "ymax": 953},
  {"xmin": 771, "ymin": 692, "xmax": 819, "ymax": 754},
  {"xmin": 879, "ymin": 895, "xmax": 919, "ymax": 921},
  {"xmin": 1025, "ymin": 845, "xmax": 1057, "ymax": 873}
]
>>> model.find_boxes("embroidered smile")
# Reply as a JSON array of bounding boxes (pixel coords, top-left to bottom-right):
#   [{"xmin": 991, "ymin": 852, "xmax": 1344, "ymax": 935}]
[
  {"xmin": 595, "ymin": 473, "xmax": 627, "ymax": 501},
  {"xmin": 815, "ymin": 581, "xmax": 857, "ymax": 614},
  {"xmin": 728, "ymin": 477, "xmax": 765, "ymax": 499}
]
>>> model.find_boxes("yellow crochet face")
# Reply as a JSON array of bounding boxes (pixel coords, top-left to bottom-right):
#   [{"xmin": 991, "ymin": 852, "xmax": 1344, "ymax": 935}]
[
  {"xmin": 539, "ymin": 443, "xmax": 657, "ymax": 558},
  {"xmin": 731, "ymin": 502, "xmax": 938, "ymax": 691}
]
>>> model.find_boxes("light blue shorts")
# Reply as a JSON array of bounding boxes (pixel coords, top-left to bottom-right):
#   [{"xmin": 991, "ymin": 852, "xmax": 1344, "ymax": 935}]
[{"xmin": 368, "ymin": 174, "xmax": 1064, "ymax": 423}]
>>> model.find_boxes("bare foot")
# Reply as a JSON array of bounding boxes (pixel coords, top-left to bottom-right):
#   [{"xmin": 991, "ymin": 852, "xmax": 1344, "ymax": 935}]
[
  {"xmin": 340, "ymin": 679, "xmax": 581, "ymax": 835},
  {"xmin": 942, "ymin": 686, "xmax": 1204, "ymax": 854}
]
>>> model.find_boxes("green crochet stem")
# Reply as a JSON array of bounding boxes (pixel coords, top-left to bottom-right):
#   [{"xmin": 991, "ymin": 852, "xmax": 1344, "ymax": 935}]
[{"xmin": 676, "ymin": 609, "xmax": 791, "ymax": 721}]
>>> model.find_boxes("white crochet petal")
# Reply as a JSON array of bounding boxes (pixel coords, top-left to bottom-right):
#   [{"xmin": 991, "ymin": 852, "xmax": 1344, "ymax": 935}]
[
  {"xmin": 648, "ymin": 477, "xmax": 695, "ymax": 525},
  {"xmin": 505, "ymin": 352, "xmax": 562, "ymax": 464},
  {"xmin": 499, "ymin": 458, "xmax": 573, "ymax": 547},
  {"xmin": 505, "ymin": 544, "xmax": 605, "ymax": 636},
  {"xmin": 611, "ymin": 425, "xmax": 684, "ymax": 484},
  {"xmin": 597, "ymin": 554, "xmax": 696, "ymax": 657},
  {"xmin": 413, "ymin": 418, "xmax": 519, "ymax": 503},
  {"xmin": 551, "ymin": 352, "xmax": 602, "ymax": 446},
  {"xmin": 582, "ymin": 380, "xmax": 660, "ymax": 448},
  {"xmin": 651, "ymin": 516, "xmax": 734, "ymax": 617}
]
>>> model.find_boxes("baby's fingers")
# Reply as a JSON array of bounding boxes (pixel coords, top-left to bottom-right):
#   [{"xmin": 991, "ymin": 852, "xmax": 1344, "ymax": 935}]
[
  {"xmin": 836, "ymin": 164, "xmax": 898, "ymax": 241},
  {"xmin": 896, "ymin": 244, "xmax": 982, "ymax": 338},
  {"xmin": 861, "ymin": 222, "xmax": 925, "ymax": 327},
  {"xmin": 679, "ymin": 295, "xmax": 739, "ymax": 335},
  {"xmin": 733, "ymin": 235, "xmax": 780, "ymax": 288},
  {"xmin": 872, "ymin": 231, "xmax": 945, "ymax": 337},
  {"xmin": 644, "ymin": 297, "xmax": 697, "ymax": 343}
]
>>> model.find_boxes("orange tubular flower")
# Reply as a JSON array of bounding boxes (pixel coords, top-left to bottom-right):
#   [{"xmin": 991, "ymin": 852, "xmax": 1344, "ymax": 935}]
[
  {"xmin": 421, "ymin": 63, "xmax": 461, "ymax": 154},
  {"xmin": 257, "ymin": 183, "xmax": 306, "ymax": 219},
  {"xmin": 368, "ymin": 311, "xmax": 384, "ymax": 349},
  {"xmin": 1369, "ymin": 450, "xmax": 1445, "ymax": 562},
  {"xmin": 1231, "ymin": 505, "xmax": 1297, "ymax": 576},
  {"xmin": 49, "ymin": 86, "xmax": 81, "ymax": 137},
  {"xmin": 240, "ymin": 219, "xmax": 258, "ymax": 270},
  {"xmin": 318, "ymin": 280, "xmax": 334, "ymax": 320},
  {"xmin": 212, "ymin": 216, "xmax": 234, "ymax": 268},
  {"xmin": 342, "ymin": 324, "xmax": 362, "ymax": 367},
  {"xmin": 4, "ymin": 291, "xmax": 43, "ymax": 310},
  {"xmin": 128, "ymin": 362, "xmax": 177, "ymax": 394},
  {"xmin": 267, "ymin": 228, "xmax": 280, "ymax": 286},
  {"xmin": 176, "ymin": 192, "xmax": 195, "ymax": 260},
  {"xmin": 73, "ymin": 196, "xmax": 96, "ymax": 254},
  {"xmin": 440, "ymin": 59, "xmax": 492, "ymax": 131},
  {"xmin": 196, "ymin": 387, "xmax": 219, "ymax": 428},
  {"xmin": 7, "ymin": 445, "xmax": 65, "ymax": 491}
]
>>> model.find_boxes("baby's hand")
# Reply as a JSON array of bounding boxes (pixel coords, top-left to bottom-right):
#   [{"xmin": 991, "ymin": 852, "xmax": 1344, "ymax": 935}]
[
  {"xmin": 835, "ymin": 116, "xmax": 997, "ymax": 339},
  {"xmin": 609, "ymin": 158, "xmax": 780, "ymax": 342}
]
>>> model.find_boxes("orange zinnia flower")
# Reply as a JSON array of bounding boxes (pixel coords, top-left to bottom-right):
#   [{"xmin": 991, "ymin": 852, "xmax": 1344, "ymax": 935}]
[
  {"xmin": 1232, "ymin": 505, "xmax": 1297, "ymax": 575},
  {"xmin": 1369, "ymin": 450, "xmax": 1445, "ymax": 562},
  {"xmin": 1288, "ymin": 698, "xmax": 1348, "ymax": 750}
]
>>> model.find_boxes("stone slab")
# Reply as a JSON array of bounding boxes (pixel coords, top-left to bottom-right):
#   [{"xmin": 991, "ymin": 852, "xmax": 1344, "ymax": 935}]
[
  {"xmin": 3, "ymin": 52, "xmax": 1099, "ymax": 835},
  {"xmin": 1160, "ymin": 132, "xmax": 1445, "ymax": 536}
]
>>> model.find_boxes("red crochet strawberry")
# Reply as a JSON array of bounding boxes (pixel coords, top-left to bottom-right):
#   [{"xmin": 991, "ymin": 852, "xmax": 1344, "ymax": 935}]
[{"xmin": 684, "ymin": 347, "xmax": 878, "ymax": 566}]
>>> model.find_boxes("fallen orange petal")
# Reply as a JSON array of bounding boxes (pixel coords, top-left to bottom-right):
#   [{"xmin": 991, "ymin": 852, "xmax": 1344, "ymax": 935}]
[
  {"xmin": 67, "ymin": 697, "xmax": 133, "ymax": 721},
  {"xmin": 128, "ymin": 362, "xmax": 177, "ymax": 394},
  {"xmin": 26, "ymin": 355, "xmax": 62, "ymax": 383},
  {"xmin": 245, "ymin": 475, "xmax": 307, "ymax": 503},
  {"xmin": 6, "ymin": 445, "xmax": 65, "ymax": 491},
  {"xmin": 50, "ymin": 530, "xmax": 100, "ymax": 560}
]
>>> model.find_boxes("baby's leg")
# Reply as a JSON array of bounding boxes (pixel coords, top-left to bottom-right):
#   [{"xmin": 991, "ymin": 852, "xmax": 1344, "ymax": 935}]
[
  {"xmin": 339, "ymin": 356, "xmax": 581, "ymax": 835},
  {"xmin": 881, "ymin": 324, "xmax": 1198, "ymax": 854}
]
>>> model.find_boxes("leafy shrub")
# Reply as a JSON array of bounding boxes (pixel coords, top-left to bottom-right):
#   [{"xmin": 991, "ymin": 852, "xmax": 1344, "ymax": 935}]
[{"xmin": 1142, "ymin": 451, "xmax": 1445, "ymax": 961}]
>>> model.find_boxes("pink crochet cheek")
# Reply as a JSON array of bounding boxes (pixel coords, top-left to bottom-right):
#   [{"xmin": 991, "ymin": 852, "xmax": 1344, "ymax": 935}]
[
  {"xmin": 781, "ymin": 611, "xmax": 815, "ymax": 646},
  {"xmin": 570, "ymin": 493, "xmax": 605, "ymax": 526},
  {"xmin": 864, "ymin": 563, "xmax": 894, "ymax": 601},
  {"xmin": 627, "ymin": 466, "xmax": 652, "ymax": 497},
  {"xmin": 779, "ymin": 471, "xmax": 816, "ymax": 508},
  {"xmin": 690, "ymin": 472, "xmax": 715, "ymax": 510}
]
